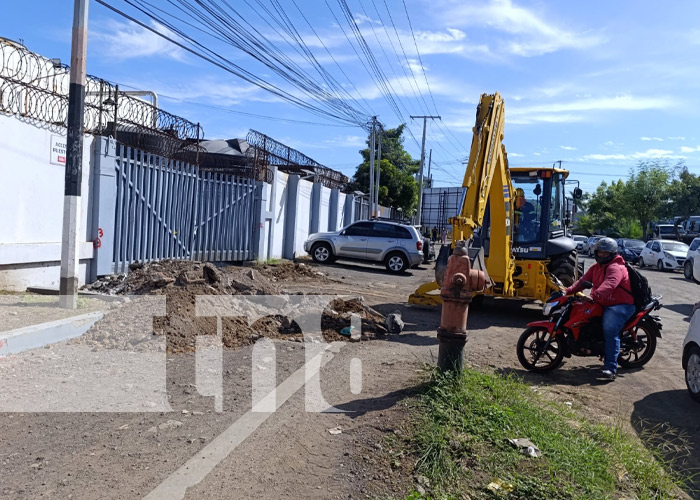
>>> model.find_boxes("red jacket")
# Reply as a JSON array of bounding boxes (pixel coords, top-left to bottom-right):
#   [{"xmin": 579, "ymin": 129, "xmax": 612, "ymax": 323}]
[{"xmin": 564, "ymin": 255, "xmax": 634, "ymax": 307}]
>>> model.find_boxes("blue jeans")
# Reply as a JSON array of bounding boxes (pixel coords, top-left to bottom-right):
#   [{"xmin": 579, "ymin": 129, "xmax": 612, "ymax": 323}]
[{"xmin": 602, "ymin": 303, "xmax": 636, "ymax": 373}]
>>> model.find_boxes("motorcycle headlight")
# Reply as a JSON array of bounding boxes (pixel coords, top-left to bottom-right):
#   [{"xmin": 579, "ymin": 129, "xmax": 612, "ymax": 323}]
[{"xmin": 543, "ymin": 302, "xmax": 556, "ymax": 315}]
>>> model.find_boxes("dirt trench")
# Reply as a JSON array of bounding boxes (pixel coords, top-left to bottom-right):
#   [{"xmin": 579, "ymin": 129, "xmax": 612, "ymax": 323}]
[{"xmin": 77, "ymin": 260, "xmax": 387, "ymax": 353}]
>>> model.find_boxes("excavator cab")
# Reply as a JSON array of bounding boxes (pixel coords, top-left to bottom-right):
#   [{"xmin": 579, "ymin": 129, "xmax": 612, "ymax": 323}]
[
  {"xmin": 478, "ymin": 167, "xmax": 581, "ymax": 296},
  {"xmin": 508, "ymin": 168, "xmax": 574, "ymax": 261}
]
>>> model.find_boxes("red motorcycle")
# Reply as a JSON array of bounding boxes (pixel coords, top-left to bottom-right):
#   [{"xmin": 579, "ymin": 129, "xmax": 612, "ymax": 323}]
[{"xmin": 516, "ymin": 281, "xmax": 663, "ymax": 372}]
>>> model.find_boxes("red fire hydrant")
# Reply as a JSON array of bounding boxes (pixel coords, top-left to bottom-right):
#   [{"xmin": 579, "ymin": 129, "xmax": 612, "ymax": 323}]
[{"xmin": 437, "ymin": 243, "xmax": 485, "ymax": 371}]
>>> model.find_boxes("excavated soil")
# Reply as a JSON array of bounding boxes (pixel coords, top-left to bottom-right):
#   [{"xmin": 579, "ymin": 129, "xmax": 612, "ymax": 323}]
[{"xmin": 77, "ymin": 260, "xmax": 386, "ymax": 353}]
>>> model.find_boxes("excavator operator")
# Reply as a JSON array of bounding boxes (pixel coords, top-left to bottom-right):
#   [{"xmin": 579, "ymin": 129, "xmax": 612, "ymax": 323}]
[{"xmin": 514, "ymin": 187, "xmax": 536, "ymax": 241}]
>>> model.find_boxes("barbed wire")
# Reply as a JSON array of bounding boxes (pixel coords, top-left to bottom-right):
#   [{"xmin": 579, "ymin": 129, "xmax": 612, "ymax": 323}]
[
  {"xmin": 0, "ymin": 38, "xmax": 202, "ymax": 160},
  {"xmin": 246, "ymin": 128, "xmax": 349, "ymax": 189}
]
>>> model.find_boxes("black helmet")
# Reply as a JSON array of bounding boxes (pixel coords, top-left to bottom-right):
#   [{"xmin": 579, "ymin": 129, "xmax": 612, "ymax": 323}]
[{"xmin": 593, "ymin": 237, "xmax": 618, "ymax": 265}]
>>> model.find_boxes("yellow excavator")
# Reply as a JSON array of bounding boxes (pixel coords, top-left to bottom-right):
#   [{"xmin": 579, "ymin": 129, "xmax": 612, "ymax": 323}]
[{"xmin": 409, "ymin": 92, "xmax": 583, "ymax": 306}]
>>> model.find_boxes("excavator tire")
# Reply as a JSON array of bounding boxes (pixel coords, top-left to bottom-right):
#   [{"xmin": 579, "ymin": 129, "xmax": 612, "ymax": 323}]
[{"xmin": 548, "ymin": 251, "xmax": 578, "ymax": 287}]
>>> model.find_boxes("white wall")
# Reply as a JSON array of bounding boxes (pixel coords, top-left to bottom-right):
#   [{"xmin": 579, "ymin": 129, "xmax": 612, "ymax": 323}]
[
  {"xmin": 319, "ymin": 186, "xmax": 330, "ymax": 232},
  {"xmin": 294, "ymin": 179, "xmax": 313, "ymax": 257},
  {"xmin": 0, "ymin": 115, "xmax": 94, "ymax": 290},
  {"xmin": 337, "ymin": 192, "xmax": 347, "ymax": 229}
]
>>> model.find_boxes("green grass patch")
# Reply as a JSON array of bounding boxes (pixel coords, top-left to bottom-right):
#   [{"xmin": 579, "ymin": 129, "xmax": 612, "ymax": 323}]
[{"xmin": 404, "ymin": 369, "xmax": 684, "ymax": 500}]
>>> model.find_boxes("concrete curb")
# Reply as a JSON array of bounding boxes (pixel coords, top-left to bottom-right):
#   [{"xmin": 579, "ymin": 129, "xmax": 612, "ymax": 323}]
[
  {"xmin": 26, "ymin": 287, "xmax": 129, "ymax": 303},
  {"xmin": 0, "ymin": 311, "xmax": 104, "ymax": 356}
]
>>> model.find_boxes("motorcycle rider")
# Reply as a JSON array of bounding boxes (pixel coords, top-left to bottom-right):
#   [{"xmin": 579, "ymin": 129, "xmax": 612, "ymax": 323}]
[{"xmin": 564, "ymin": 237, "xmax": 636, "ymax": 380}]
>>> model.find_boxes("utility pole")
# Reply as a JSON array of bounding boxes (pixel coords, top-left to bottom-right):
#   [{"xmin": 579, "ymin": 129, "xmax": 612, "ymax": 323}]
[
  {"xmin": 368, "ymin": 117, "xmax": 376, "ymax": 220},
  {"xmin": 427, "ymin": 148, "xmax": 432, "ymax": 187},
  {"xmin": 411, "ymin": 115, "xmax": 440, "ymax": 227},
  {"xmin": 60, "ymin": 0, "xmax": 89, "ymax": 309},
  {"xmin": 375, "ymin": 125, "xmax": 382, "ymax": 217}
]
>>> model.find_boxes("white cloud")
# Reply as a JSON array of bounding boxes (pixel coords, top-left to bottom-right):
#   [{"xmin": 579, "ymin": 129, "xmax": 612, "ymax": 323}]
[
  {"xmin": 149, "ymin": 79, "xmax": 271, "ymax": 106},
  {"xmin": 641, "ymin": 137, "xmax": 663, "ymax": 141},
  {"xmin": 322, "ymin": 135, "xmax": 366, "ymax": 148},
  {"xmin": 440, "ymin": 0, "xmax": 605, "ymax": 57},
  {"xmin": 582, "ymin": 149, "xmax": 675, "ymax": 161},
  {"xmin": 507, "ymin": 94, "xmax": 675, "ymax": 124},
  {"xmin": 603, "ymin": 141, "xmax": 617, "ymax": 146},
  {"xmin": 508, "ymin": 113, "xmax": 584, "ymax": 125},
  {"xmin": 680, "ymin": 146, "xmax": 700, "ymax": 153},
  {"xmin": 560, "ymin": 146, "xmax": 577, "ymax": 150},
  {"xmin": 509, "ymin": 152, "xmax": 525, "ymax": 157},
  {"xmin": 668, "ymin": 136, "xmax": 686, "ymax": 140},
  {"xmin": 353, "ymin": 14, "xmax": 381, "ymax": 26},
  {"xmin": 91, "ymin": 19, "xmax": 186, "ymax": 61}
]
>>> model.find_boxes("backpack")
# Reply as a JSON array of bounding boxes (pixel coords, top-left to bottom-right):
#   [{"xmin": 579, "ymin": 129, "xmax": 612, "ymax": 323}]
[{"xmin": 622, "ymin": 262, "xmax": 652, "ymax": 310}]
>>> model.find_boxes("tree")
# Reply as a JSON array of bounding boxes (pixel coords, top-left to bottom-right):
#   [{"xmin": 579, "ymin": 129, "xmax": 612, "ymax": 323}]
[
  {"xmin": 575, "ymin": 159, "xmax": 677, "ymax": 238},
  {"xmin": 623, "ymin": 160, "xmax": 672, "ymax": 239},
  {"xmin": 350, "ymin": 124, "xmax": 420, "ymax": 214},
  {"xmin": 666, "ymin": 166, "xmax": 700, "ymax": 217}
]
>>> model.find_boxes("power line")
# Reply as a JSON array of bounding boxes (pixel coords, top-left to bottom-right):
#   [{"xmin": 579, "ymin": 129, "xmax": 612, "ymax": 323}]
[
  {"xmin": 397, "ymin": 0, "xmax": 470, "ymax": 157},
  {"xmin": 97, "ymin": 0, "xmax": 370, "ymax": 126}
]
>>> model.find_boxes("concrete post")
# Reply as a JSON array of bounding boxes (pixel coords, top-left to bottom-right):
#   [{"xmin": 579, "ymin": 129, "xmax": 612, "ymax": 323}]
[
  {"xmin": 328, "ymin": 188, "xmax": 339, "ymax": 231},
  {"xmin": 252, "ymin": 180, "xmax": 269, "ymax": 261},
  {"xmin": 309, "ymin": 181, "xmax": 322, "ymax": 234},
  {"xmin": 282, "ymin": 175, "xmax": 300, "ymax": 260},
  {"xmin": 60, "ymin": 0, "xmax": 89, "ymax": 309},
  {"xmin": 89, "ymin": 136, "xmax": 117, "ymax": 281},
  {"xmin": 343, "ymin": 193, "xmax": 355, "ymax": 226}
]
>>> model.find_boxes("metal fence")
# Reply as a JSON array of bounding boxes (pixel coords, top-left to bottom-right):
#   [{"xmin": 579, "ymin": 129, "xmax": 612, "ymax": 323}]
[
  {"xmin": 420, "ymin": 187, "xmax": 464, "ymax": 230},
  {"xmin": 113, "ymin": 145, "xmax": 258, "ymax": 272}
]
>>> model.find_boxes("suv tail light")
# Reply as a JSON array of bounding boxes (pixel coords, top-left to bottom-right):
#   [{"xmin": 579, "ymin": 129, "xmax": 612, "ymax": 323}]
[{"xmin": 417, "ymin": 240, "xmax": 423, "ymax": 251}]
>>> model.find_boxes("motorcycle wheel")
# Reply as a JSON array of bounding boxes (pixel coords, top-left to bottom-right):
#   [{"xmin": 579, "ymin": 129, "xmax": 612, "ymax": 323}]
[
  {"xmin": 516, "ymin": 327, "xmax": 565, "ymax": 372},
  {"xmin": 617, "ymin": 319, "xmax": 658, "ymax": 368}
]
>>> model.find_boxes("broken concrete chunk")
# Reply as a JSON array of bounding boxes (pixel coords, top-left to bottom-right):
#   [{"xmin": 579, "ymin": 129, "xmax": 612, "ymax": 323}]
[
  {"xmin": 202, "ymin": 263, "xmax": 222, "ymax": 283},
  {"xmin": 385, "ymin": 311, "xmax": 405, "ymax": 334}
]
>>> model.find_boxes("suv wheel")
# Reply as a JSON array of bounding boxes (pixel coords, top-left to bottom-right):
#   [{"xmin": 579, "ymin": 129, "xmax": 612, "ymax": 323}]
[
  {"xmin": 311, "ymin": 242, "xmax": 334, "ymax": 264},
  {"xmin": 385, "ymin": 252, "xmax": 408, "ymax": 273},
  {"xmin": 685, "ymin": 260, "xmax": 694, "ymax": 280}
]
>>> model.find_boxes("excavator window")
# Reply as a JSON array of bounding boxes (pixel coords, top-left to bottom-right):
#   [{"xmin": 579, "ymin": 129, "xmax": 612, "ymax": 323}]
[
  {"xmin": 512, "ymin": 178, "xmax": 542, "ymax": 244},
  {"xmin": 549, "ymin": 173, "xmax": 564, "ymax": 232}
]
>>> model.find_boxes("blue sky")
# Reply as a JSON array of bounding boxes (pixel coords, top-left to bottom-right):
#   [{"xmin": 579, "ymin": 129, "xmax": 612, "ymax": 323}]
[{"xmin": 4, "ymin": 0, "xmax": 700, "ymax": 193}]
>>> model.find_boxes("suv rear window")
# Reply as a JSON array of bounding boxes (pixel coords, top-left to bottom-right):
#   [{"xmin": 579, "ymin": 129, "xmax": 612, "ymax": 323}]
[
  {"xmin": 371, "ymin": 223, "xmax": 398, "ymax": 238},
  {"xmin": 393, "ymin": 226, "xmax": 413, "ymax": 239}
]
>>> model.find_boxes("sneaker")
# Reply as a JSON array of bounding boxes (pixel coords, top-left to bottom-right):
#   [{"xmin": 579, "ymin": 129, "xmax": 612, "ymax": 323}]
[{"xmin": 600, "ymin": 369, "xmax": 616, "ymax": 380}]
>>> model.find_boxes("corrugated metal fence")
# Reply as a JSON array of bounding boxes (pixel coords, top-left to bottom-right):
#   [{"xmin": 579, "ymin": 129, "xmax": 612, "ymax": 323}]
[{"xmin": 113, "ymin": 145, "xmax": 258, "ymax": 272}]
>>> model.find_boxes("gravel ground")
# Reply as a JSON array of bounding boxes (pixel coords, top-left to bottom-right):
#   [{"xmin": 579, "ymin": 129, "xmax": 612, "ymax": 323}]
[
  {"xmin": 0, "ymin": 256, "xmax": 698, "ymax": 499},
  {"xmin": 0, "ymin": 295, "xmax": 109, "ymax": 333}
]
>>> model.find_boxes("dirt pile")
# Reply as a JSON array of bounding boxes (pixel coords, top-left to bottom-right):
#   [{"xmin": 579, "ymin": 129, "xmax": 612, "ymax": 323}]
[{"xmin": 79, "ymin": 260, "xmax": 384, "ymax": 352}]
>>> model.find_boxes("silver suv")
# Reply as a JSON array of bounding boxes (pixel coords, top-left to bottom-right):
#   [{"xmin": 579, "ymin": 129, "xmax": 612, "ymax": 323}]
[{"xmin": 304, "ymin": 220, "xmax": 424, "ymax": 273}]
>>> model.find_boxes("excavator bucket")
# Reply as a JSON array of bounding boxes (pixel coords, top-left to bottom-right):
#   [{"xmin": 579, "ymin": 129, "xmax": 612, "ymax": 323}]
[{"xmin": 435, "ymin": 244, "xmax": 450, "ymax": 287}]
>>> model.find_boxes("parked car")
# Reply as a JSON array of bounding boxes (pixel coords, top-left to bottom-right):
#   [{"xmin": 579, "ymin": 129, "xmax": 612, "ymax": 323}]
[
  {"xmin": 304, "ymin": 220, "xmax": 424, "ymax": 273},
  {"xmin": 617, "ymin": 238, "xmax": 645, "ymax": 263},
  {"xmin": 638, "ymin": 239, "xmax": 689, "ymax": 271},
  {"xmin": 686, "ymin": 237, "xmax": 700, "ymax": 281},
  {"xmin": 583, "ymin": 235, "xmax": 605, "ymax": 256},
  {"xmin": 683, "ymin": 308, "xmax": 700, "ymax": 402},
  {"xmin": 572, "ymin": 235, "xmax": 587, "ymax": 252}
]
